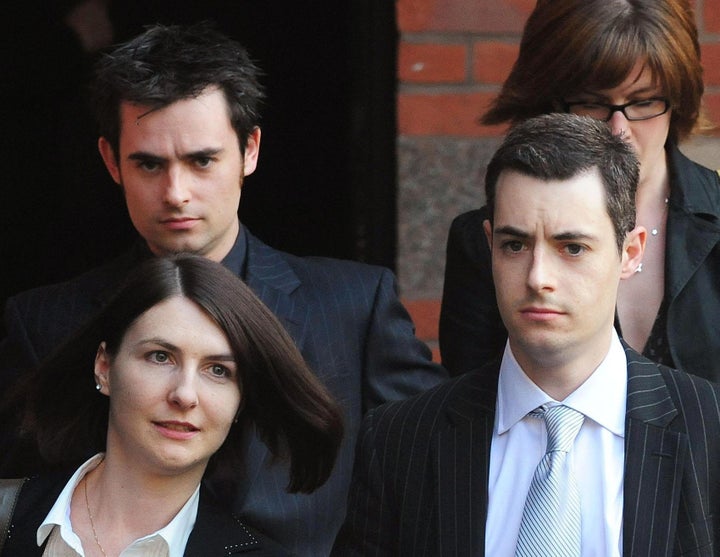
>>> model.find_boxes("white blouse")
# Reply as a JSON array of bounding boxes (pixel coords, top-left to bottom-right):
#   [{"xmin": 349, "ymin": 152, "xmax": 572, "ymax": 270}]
[{"xmin": 37, "ymin": 453, "xmax": 200, "ymax": 557}]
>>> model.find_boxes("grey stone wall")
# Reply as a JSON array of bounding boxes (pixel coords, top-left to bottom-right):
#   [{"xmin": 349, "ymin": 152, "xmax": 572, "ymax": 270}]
[{"xmin": 397, "ymin": 136, "xmax": 499, "ymax": 298}]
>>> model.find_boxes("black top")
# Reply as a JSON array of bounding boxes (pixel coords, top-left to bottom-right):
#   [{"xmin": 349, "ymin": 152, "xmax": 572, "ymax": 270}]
[{"xmin": 2, "ymin": 473, "xmax": 292, "ymax": 556}]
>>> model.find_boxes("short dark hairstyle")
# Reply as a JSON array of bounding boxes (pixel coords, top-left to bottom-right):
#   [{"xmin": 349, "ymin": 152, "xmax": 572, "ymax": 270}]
[
  {"xmin": 91, "ymin": 22, "xmax": 264, "ymax": 157},
  {"xmin": 18, "ymin": 255, "xmax": 343, "ymax": 494},
  {"xmin": 482, "ymin": 0, "xmax": 705, "ymax": 143},
  {"xmin": 485, "ymin": 113, "xmax": 639, "ymax": 253}
]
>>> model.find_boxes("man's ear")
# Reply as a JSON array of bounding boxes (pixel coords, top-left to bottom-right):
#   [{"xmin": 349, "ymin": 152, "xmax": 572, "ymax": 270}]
[
  {"xmin": 483, "ymin": 219, "xmax": 493, "ymax": 250},
  {"xmin": 620, "ymin": 226, "xmax": 647, "ymax": 279},
  {"xmin": 98, "ymin": 137, "xmax": 121, "ymax": 184},
  {"xmin": 242, "ymin": 127, "xmax": 261, "ymax": 177},
  {"xmin": 94, "ymin": 342, "xmax": 111, "ymax": 395}
]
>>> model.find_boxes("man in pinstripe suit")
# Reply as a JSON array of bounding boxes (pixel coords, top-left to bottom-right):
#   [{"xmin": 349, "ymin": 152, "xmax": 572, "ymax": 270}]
[
  {"xmin": 333, "ymin": 114, "xmax": 720, "ymax": 556},
  {"xmin": 0, "ymin": 24, "xmax": 447, "ymax": 557}
]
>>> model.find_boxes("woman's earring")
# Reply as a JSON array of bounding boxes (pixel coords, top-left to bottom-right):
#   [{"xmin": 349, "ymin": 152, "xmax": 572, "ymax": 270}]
[{"xmin": 96, "ymin": 384, "xmax": 102, "ymax": 391}]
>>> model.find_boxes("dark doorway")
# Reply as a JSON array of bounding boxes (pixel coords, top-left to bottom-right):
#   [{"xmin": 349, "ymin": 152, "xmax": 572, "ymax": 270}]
[{"xmin": 0, "ymin": 0, "xmax": 397, "ymax": 309}]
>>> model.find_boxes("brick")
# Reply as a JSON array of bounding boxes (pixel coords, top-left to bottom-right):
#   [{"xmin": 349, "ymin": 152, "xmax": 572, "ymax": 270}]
[
  {"xmin": 403, "ymin": 298, "xmax": 442, "ymax": 362},
  {"xmin": 704, "ymin": 0, "xmax": 720, "ymax": 33},
  {"xmin": 702, "ymin": 43, "xmax": 720, "ymax": 86},
  {"xmin": 399, "ymin": 43, "xmax": 468, "ymax": 83},
  {"xmin": 397, "ymin": 0, "xmax": 534, "ymax": 33},
  {"xmin": 403, "ymin": 298, "xmax": 441, "ymax": 341},
  {"xmin": 473, "ymin": 41, "xmax": 519, "ymax": 84},
  {"xmin": 397, "ymin": 0, "xmax": 433, "ymax": 33},
  {"xmin": 398, "ymin": 92, "xmax": 508, "ymax": 137}
]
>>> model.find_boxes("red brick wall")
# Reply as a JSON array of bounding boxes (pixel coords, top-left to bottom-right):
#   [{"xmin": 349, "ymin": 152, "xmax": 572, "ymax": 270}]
[
  {"xmin": 397, "ymin": 0, "xmax": 720, "ymax": 137},
  {"xmin": 398, "ymin": 0, "xmax": 720, "ymax": 362}
]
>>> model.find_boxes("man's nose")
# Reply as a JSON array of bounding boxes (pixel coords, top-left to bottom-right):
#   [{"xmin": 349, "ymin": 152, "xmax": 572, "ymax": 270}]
[
  {"xmin": 163, "ymin": 167, "xmax": 191, "ymax": 206},
  {"xmin": 526, "ymin": 247, "xmax": 555, "ymax": 293}
]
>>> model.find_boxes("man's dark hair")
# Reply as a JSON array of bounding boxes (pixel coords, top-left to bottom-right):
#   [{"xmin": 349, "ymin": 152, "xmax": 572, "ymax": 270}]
[
  {"xmin": 91, "ymin": 22, "xmax": 264, "ymax": 157},
  {"xmin": 16, "ymin": 255, "xmax": 343, "ymax": 494},
  {"xmin": 485, "ymin": 113, "xmax": 639, "ymax": 253}
]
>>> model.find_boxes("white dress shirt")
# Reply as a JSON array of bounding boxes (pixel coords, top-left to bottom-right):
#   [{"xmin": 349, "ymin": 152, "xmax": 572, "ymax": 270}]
[
  {"xmin": 37, "ymin": 453, "xmax": 200, "ymax": 557},
  {"xmin": 485, "ymin": 331, "xmax": 627, "ymax": 557}
]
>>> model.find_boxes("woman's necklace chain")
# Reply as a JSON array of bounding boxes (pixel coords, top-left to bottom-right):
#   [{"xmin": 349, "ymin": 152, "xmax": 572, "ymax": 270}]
[{"xmin": 84, "ymin": 475, "xmax": 108, "ymax": 557}]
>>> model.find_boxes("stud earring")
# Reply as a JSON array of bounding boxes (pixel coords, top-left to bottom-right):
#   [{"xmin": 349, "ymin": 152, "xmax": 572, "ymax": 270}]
[{"xmin": 96, "ymin": 384, "xmax": 102, "ymax": 391}]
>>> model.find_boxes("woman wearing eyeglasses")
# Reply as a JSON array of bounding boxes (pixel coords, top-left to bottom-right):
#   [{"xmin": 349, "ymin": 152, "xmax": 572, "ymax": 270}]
[{"xmin": 439, "ymin": 0, "xmax": 720, "ymax": 380}]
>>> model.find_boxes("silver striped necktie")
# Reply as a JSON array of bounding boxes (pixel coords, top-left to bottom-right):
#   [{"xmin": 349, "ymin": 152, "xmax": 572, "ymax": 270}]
[{"xmin": 515, "ymin": 404, "xmax": 585, "ymax": 557}]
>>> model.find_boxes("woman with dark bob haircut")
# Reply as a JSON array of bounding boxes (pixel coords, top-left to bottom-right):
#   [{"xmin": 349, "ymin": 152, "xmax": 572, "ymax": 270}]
[
  {"xmin": 1, "ymin": 254, "xmax": 343, "ymax": 556},
  {"xmin": 440, "ymin": 0, "xmax": 720, "ymax": 381}
]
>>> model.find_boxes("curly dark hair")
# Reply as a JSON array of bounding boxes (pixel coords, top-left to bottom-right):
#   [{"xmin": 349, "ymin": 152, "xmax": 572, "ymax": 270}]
[{"xmin": 91, "ymin": 21, "xmax": 265, "ymax": 157}]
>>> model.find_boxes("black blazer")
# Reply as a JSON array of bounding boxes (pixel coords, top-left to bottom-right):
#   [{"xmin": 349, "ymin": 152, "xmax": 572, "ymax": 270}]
[
  {"xmin": 332, "ymin": 345, "xmax": 720, "ymax": 556},
  {"xmin": 439, "ymin": 145, "xmax": 720, "ymax": 379},
  {"xmin": 2, "ymin": 475, "xmax": 290, "ymax": 556},
  {"xmin": 0, "ymin": 225, "xmax": 448, "ymax": 557}
]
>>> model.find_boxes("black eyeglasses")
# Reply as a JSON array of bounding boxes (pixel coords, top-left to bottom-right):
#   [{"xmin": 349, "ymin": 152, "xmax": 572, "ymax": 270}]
[{"xmin": 562, "ymin": 98, "xmax": 670, "ymax": 122}]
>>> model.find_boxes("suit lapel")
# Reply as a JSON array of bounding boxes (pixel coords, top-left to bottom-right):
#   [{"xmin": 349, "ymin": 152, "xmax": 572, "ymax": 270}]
[
  {"xmin": 243, "ymin": 230, "xmax": 306, "ymax": 348},
  {"xmin": 231, "ymin": 230, "xmax": 306, "ymax": 506},
  {"xmin": 665, "ymin": 205, "xmax": 720, "ymax": 299},
  {"xmin": 434, "ymin": 369, "xmax": 498, "ymax": 556},
  {"xmin": 184, "ymin": 485, "xmax": 270, "ymax": 555},
  {"xmin": 665, "ymin": 145, "xmax": 720, "ymax": 300},
  {"xmin": 623, "ymin": 346, "xmax": 686, "ymax": 557}
]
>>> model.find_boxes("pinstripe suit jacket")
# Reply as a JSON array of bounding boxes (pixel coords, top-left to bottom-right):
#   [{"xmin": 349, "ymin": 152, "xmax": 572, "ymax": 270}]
[
  {"xmin": 0, "ymin": 225, "xmax": 447, "ymax": 557},
  {"xmin": 332, "ymin": 345, "xmax": 720, "ymax": 556}
]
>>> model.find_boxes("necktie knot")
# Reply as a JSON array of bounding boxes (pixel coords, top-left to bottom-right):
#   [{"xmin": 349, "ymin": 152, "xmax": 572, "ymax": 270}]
[{"xmin": 540, "ymin": 405, "xmax": 584, "ymax": 454}]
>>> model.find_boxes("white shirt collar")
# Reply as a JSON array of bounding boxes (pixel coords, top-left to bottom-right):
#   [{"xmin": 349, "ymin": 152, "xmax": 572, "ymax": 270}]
[
  {"xmin": 497, "ymin": 330, "xmax": 627, "ymax": 437},
  {"xmin": 158, "ymin": 484, "xmax": 200, "ymax": 557},
  {"xmin": 37, "ymin": 453, "xmax": 200, "ymax": 557}
]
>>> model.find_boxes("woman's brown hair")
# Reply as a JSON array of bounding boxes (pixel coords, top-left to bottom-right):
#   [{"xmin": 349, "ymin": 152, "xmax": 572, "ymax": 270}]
[{"xmin": 482, "ymin": 0, "xmax": 705, "ymax": 142}]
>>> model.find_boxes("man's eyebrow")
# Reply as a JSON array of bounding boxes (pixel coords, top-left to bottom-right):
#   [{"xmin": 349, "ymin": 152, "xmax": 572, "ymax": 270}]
[
  {"xmin": 494, "ymin": 225, "xmax": 530, "ymax": 238},
  {"xmin": 553, "ymin": 231, "xmax": 596, "ymax": 242},
  {"xmin": 127, "ymin": 148, "xmax": 223, "ymax": 162},
  {"xmin": 184, "ymin": 148, "xmax": 223, "ymax": 159},
  {"xmin": 494, "ymin": 226, "xmax": 596, "ymax": 242},
  {"xmin": 128, "ymin": 152, "xmax": 165, "ymax": 163}
]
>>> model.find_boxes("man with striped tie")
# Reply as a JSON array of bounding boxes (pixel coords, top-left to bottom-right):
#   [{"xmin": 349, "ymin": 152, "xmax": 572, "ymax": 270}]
[{"xmin": 333, "ymin": 113, "xmax": 720, "ymax": 556}]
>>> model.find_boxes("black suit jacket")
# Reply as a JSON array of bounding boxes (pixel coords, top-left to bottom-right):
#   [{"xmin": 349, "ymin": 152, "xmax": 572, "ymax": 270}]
[
  {"xmin": 332, "ymin": 346, "xmax": 720, "ymax": 556},
  {"xmin": 439, "ymin": 145, "xmax": 720, "ymax": 379},
  {"xmin": 0, "ymin": 225, "xmax": 448, "ymax": 557},
  {"xmin": 2, "ymin": 475, "xmax": 290, "ymax": 556}
]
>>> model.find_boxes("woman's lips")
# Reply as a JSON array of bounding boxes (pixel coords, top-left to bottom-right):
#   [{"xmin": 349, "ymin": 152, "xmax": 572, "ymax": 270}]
[{"xmin": 153, "ymin": 420, "xmax": 200, "ymax": 440}]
